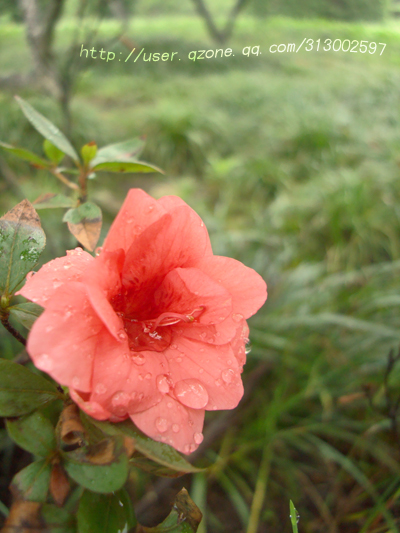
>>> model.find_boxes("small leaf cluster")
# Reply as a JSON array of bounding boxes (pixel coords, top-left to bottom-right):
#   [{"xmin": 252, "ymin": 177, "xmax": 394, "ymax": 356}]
[
  {"xmin": 0, "ymin": 97, "xmax": 163, "ymax": 251},
  {"xmin": 0, "ymin": 359, "xmax": 203, "ymax": 532}
]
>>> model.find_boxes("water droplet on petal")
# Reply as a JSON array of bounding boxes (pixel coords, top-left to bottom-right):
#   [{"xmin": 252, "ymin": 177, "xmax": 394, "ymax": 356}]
[
  {"xmin": 157, "ymin": 375, "xmax": 170, "ymax": 394},
  {"xmin": 95, "ymin": 383, "xmax": 107, "ymax": 394},
  {"xmin": 245, "ymin": 341, "xmax": 252, "ymax": 355},
  {"xmin": 155, "ymin": 417, "xmax": 168, "ymax": 433},
  {"xmin": 176, "ymin": 357, "xmax": 182, "ymax": 363},
  {"xmin": 37, "ymin": 354, "xmax": 53, "ymax": 371},
  {"xmin": 167, "ymin": 401, "xmax": 173, "ymax": 408},
  {"xmin": 138, "ymin": 393, "xmax": 144, "ymax": 400},
  {"xmin": 232, "ymin": 313, "xmax": 244, "ymax": 323},
  {"xmin": 172, "ymin": 424, "xmax": 180, "ymax": 433},
  {"xmin": 145, "ymin": 372, "xmax": 152, "ymax": 380},
  {"xmin": 146, "ymin": 205, "xmax": 154, "ymax": 213},
  {"xmin": 174, "ymin": 379, "xmax": 209, "ymax": 409},
  {"xmin": 63, "ymin": 262, "xmax": 72, "ymax": 270},
  {"xmin": 215, "ymin": 379, "xmax": 222, "ymax": 387},
  {"xmin": 64, "ymin": 310, "xmax": 72, "ymax": 320},
  {"xmin": 132, "ymin": 353, "xmax": 145, "ymax": 365},
  {"xmin": 194, "ymin": 432, "xmax": 204, "ymax": 444},
  {"xmin": 221, "ymin": 369, "xmax": 235, "ymax": 384},
  {"xmin": 26, "ymin": 271, "xmax": 35, "ymax": 280},
  {"xmin": 95, "ymin": 246, "xmax": 103, "ymax": 256},
  {"xmin": 72, "ymin": 376, "xmax": 80, "ymax": 388},
  {"xmin": 184, "ymin": 444, "xmax": 191, "ymax": 454},
  {"xmin": 117, "ymin": 330, "xmax": 127, "ymax": 341},
  {"xmin": 111, "ymin": 391, "xmax": 130, "ymax": 416},
  {"xmin": 45, "ymin": 326, "xmax": 54, "ymax": 333},
  {"xmin": 126, "ymin": 217, "xmax": 134, "ymax": 224}
]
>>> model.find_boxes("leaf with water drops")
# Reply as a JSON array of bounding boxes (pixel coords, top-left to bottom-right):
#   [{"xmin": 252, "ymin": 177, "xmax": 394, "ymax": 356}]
[
  {"xmin": 77, "ymin": 488, "xmax": 136, "ymax": 533},
  {"xmin": 62, "ymin": 437, "xmax": 129, "ymax": 493},
  {"xmin": 0, "ymin": 199, "xmax": 46, "ymax": 297},
  {"xmin": 90, "ymin": 138, "xmax": 145, "ymax": 167},
  {"xmin": 88, "ymin": 418, "xmax": 202, "ymax": 476},
  {"xmin": 15, "ymin": 96, "xmax": 79, "ymax": 162},
  {"xmin": 11, "ymin": 459, "xmax": 52, "ymax": 503},
  {"xmin": 63, "ymin": 202, "xmax": 102, "ymax": 252},
  {"xmin": 6, "ymin": 410, "xmax": 56, "ymax": 457},
  {"xmin": 0, "ymin": 141, "xmax": 50, "ymax": 168},
  {"xmin": 289, "ymin": 500, "xmax": 300, "ymax": 533},
  {"xmin": 136, "ymin": 488, "xmax": 202, "ymax": 533},
  {"xmin": 0, "ymin": 359, "xmax": 60, "ymax": 417},
  {"xmin": 9, "ymin": 302, "xmax": 43, "ymax": 330}
]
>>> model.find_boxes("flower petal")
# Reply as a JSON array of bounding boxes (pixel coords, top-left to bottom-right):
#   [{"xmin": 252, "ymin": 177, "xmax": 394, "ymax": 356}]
[
  {"xmin": 90, "ymin": 345, "xmax": 167, "ymax": 416},
  {"xmin": 198, "ymin": 256, "xmax": 267, "ymax": 319},
  {"xmin": 102, "ymin": 189, "xmax": 166, "ymax": 253},
  {"xmin": 130, "ymin": 394, "xmax": 205, "ymax": 454},
  {"xmin": 16, "ymin": 248, "xmax": 93, "ymax": 307},
  {"xmin": 154, "ymin": 267, "xmax": 232, "ymax": 325},
  {"xmin": 26, "ymin": 282, "xmax": 103, "ymax": 392},
  {"xmin": 165, "ymin": 337, "xmax": 244, "ymax": 410},
  {"xmin": 70, "ymin": 389, "xmax": 111, "ymax": 420}
]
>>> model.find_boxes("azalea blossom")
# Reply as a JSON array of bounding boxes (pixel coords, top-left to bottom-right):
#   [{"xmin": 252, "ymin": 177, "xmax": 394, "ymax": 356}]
[{"xmin": 17, "ymin": 189, "xmax": 267, "ymax": 454}]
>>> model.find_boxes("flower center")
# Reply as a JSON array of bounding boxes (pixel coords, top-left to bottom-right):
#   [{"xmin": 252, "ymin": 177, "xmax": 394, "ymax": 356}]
[{"xmin": 117, "ymin": 307, "xmax": 205, "ymax": 352}]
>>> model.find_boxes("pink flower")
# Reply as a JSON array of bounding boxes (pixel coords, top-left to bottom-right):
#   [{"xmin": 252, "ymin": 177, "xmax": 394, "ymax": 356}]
[{"xmin": 17, "ymin": 190, "xmax": 267, "ymax": 454}]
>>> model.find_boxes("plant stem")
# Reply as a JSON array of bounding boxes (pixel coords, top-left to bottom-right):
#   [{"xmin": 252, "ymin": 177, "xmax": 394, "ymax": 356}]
[
  {"xmin": 50, "ymin": 168, "xmax": 79, "ymax": 190},
  {"xmin": 0, "ymin": 312, "xmax": 27, "ymax": 346},
  {"xmin": 246, "ymin": 443, "xmax": 273, "ymax": 533}
]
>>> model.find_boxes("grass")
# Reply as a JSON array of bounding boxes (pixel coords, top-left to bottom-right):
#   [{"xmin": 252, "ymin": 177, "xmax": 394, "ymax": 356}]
[{"xmin": 1, "ymin": 10, "xmax": 400, "ymax": 532}]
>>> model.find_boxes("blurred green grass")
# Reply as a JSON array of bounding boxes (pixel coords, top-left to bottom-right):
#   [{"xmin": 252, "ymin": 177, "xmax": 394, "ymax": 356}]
[{"xmin": 1, "ymin": 11, "xmax": 400, "ymax": 533}]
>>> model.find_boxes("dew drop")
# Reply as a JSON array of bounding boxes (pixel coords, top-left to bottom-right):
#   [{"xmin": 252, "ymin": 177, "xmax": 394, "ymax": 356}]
[
  {"xmin": 126, "ymin": 217, "xmax": 134, "ymax": 224},
  {"xmin": 171, "ymin": 344, "xmax": 178, "ymax": 349},
  {"xmin": 63, "ymin": 263, "xmax": 72, "ymax": 270},
  {"xmin": 194, "ymin": 432, "xmax": 204, "ymax": 445},
  {"xmin": 174, "ymin": 379, "xmax": 209, "ymax": 409},
  {"xmin": 215, "ymin": 379, "xmax": 222, "ymax": 387},
  {"xmin": 221, "ymin": 368, "xmax": 235, "ymax": 384},
  {"xmin": 131, "ymin": 353, "xmax": 145, "ymax": 365},
  {"xmin": 26, "ymin": 271, "xmax": 35, "ymax": 281},
  {"xmin": 176, "ymin": 357, "xmax": 182, "ymax": 363},
  {"xmin": 199, "ymin": 348, "xmax": 205, "ymax": 353},
  {"xmin": 199, "ymin": 368, "xmax": 204, "ymax": 374},
  {"xmin": 72, "ymin": 376, "xmax": 80, "ymax": 388},
  {"xmin": 156, "ymin": 375, "xmax": 170, "ymax": 394},
  {"xmin": 184, "ymin": 444, "xmax": 191, "ymax": 454},
  {"xmin": 64, "ymin": 310, "xmax": 72, "ymax": 320},
  {"xmin": 167, "ymin": 401, "xmax": 173, "ymax": 408},
  {"xmin": 111, "ymin": 391, "xmax": 130, "ymax": 416},
  {"xmin": 232, "ymin": 313, "xmax": 244, "ymax": 323},
  {"xmin": 95, "ymin": 246, "xmax": 103, "ymax": 256},
  {"xmin": 245, "ymin": 342, "xmax": 252, "ymax": 355},
  {"xmin": 117, "ymin": 330, "xmax": 127, "ymax": 341},
  {"xmin": 145, "ymin": 372, "xmax": 152, "ymax": 380},
  {"xmin": 200, "ymin": 221, "xmax": 204, "ymax": 227},
  {"xmin": 146, "ymin": 205, "xmax": 154, "ymax": 213},
  {"xmin": 138, "ymin": 393, "xmax": 144, "ymax": 400},
  {"xmin": 155, "ymin": 417, "xmax": 168, "ymax": 433},
  {"xmin": 95, "ymin": 383, "xmax": 107, "ymax": 394},
  {"xmin": 45, "ymin": 326, "xmax": 54, "ymax": 333},
  {"xmin": 172, "ymin": 424, "xmax": 180, "ymax": 433},
  {"xmin": 37, "ymin": 354, "xmax": 53, "ymax": 371}
]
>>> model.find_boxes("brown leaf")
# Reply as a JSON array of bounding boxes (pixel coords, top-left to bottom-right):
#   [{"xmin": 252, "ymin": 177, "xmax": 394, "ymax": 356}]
[
  {"xmin": 57, "ymin": 403, "xmax": 88, "ymax": 448},
  {"xmin": 1, "ymin": 199, "xmax": 41, "ymax": 228},
  {"xmin": 1, "ymin": 500, "xmax": 44, "ymax": 533},
  {"xmin": 67, "ymin": 219, "xmax": 101, "ymax": 252},
  {"xmin": 123, "ymin": 436, "xmax": 135, "ymax": 458},
  {"xmin": 173, "ymin": 488, "xmax": 202, "ymax": 531},
  {"xmin": 85, "ymin": 438, "xmax": 117, "ymax": 465},
  {"xmin": 49, "ymin": 462, "xmax": 70, "ymax": 507}
]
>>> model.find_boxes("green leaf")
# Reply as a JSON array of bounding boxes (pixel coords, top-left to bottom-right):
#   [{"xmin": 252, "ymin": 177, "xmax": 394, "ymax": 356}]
[
  {"xmin": 33, "ymin": 193, "xmax": 76, "ymax": 210},
  {"xmin": 0, "ymin": 359, "xmax": 60, "ymax": 417},
  {"xmin": 41, "ymin": 504, "xmax": 76, "ymax": 533},
  {"xmin": 9, "ymin": 302, "xmax": 43, "ymax": 330},
  {"xmin": 11, "ymin": 459, "xmax": 51, "ymax": 502},
  {"xmin": 289, "ymin": 501, "xmax": 299, "ymax": 533},
  {"xmin": 63, "ymin": 438, "xmax": 129, "ymax": 493},
  {"xmin": 92, "ymin": 160, "xmax": 163, "ymax": 174},
  {"xmin": 89, "ymin": 418, "xmax": 202, "ymax": 476},
  {"xmin": 77, "ymin": 489, "xmax": 136, "ymax": 533},
  {"xmin": 0, "ymin": 141, "xmax": 50, "ymax": 168},
  {"xmin": 0, "ymin": 199, "xmax": 46, "ymax": 296},
  {"xmin": 81, "ymin": 142, "xmax": 98, "ymax": 166},
  {"xmin": 137, "ymin": 488, "xmax": 202, "ymax": 532},
  {"xmin": 43, "ymin": 139, "xmax": 65, "ymax": 165},
  {"xmin": 63, "ymin": 202, "xmax": 102, "ymax": 251},
  {"xmin": 90, "ymin": 138, "xmax": 144, "ymax": 167},
  {"xmin": 15, "ymin": 96, "xmax": 79, "ymax": 162},
  {"xmin": 6, "ymin": 410, "xmax": 56, "ymax": 457}
]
